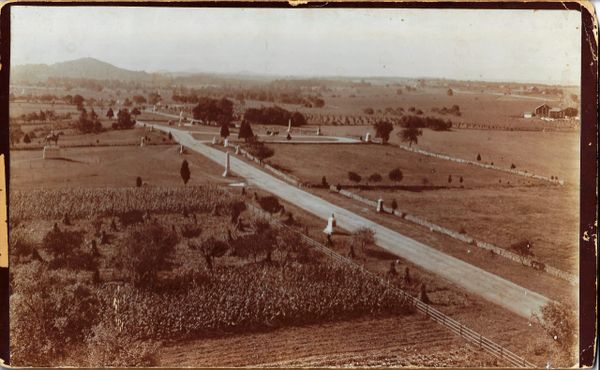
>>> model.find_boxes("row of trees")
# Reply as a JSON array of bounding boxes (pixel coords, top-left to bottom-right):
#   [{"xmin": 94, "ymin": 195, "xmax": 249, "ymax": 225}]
[{"xmin": 244, "ymin": 106, "xmax": 307, "ymax": 126}]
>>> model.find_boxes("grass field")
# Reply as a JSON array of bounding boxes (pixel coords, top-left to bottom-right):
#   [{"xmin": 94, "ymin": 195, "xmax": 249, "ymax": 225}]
[
  {"xmin": 320, "ymin": 126, "xmax": 580, "ymax": 184},
  {"xmin": 10, "ymin": 144, "xmax": 232, "ymax": 189}
]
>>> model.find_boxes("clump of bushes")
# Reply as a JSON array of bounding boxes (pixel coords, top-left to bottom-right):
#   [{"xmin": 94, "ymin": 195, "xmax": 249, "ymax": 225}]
[{"xmin": 399, "ymin": 115, "xmax": 452, "ymax": 131}]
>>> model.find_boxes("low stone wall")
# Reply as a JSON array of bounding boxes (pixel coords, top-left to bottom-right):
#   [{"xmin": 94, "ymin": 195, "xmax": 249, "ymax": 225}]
[
  {"xmin": 330, "ymin": 186, "xmax": 577, "ymax": 285},
  {"xmin": 396, "ymin": 144, "xmax": 564, "ymax": 185}
]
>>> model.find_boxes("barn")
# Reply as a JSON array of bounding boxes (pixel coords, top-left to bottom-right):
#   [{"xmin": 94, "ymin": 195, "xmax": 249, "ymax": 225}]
[
  {"xmin": 534, "ymin": 104, "xmax": 551, "ymax": 117},
  {"xmin": 549, "ymin": 108, "xmax": 565, "ymax": 119}
]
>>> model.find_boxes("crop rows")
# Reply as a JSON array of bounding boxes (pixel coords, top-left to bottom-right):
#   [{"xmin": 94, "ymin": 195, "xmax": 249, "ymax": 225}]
[
  {"xmin": 101, "ymin": 263, "xmax": 413, "ymax": 341},
  {"xmin": 10, "ymin": 185, "xmax": 232, "ymax": 220}
]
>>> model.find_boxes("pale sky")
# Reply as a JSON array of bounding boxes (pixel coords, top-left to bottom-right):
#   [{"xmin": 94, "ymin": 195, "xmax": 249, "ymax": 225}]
[{"xmin": 11, "ymin": 7, "xmax": 581, "ymax": 84}]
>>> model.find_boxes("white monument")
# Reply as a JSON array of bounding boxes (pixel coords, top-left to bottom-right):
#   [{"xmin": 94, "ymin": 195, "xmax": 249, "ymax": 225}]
[
  {"xmin": 323, "ymin": 213, "xmax": 336, "ymax": 235},
  {"xmin": 179, "ymin": 144, "xmax": 184, "ymax": 155},
  {"xmin": 287, "ymin": 119, "xmax": 292, "ymax": 133},
  {"xmin": 212, "ymin": 137, "xmax": 217, "ymax": 145},
  {"xmin": 365, "ymin": 133, "xmax": 371, "ymax": 142},
  {"xmin": 377, "ymin": 198, "xmax": 384, "ymax": 213},
  {"xmin": 235, "ymin": 145, "xmax": 240, "ymax": 155},
  {"xmin": 222, "ymin": 152, "xmax": 230, "ymax": 177},
  {"xmin": 316, "ymin": 126, "xmax": 321, "ymax": 136},
  {"xmin": 179, "ymin": 111, "xmax": 183, "ymax": 126},
  {"xmin": 140, "ymin": 136, "xmax": 145, "ymax": 147},
  {"xmin": 224, "ymin": 138, "xmax": 229, "ymax": 147}
]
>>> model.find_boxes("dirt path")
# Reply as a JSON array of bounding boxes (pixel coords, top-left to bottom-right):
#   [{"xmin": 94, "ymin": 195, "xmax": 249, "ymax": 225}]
[
  {"xmin": 138, "ymin": 120, "xmax": 551, "ymax": 319},
  {"xmin": 159, "ymin": 315, "xmax": 497, "ymax": 367}
]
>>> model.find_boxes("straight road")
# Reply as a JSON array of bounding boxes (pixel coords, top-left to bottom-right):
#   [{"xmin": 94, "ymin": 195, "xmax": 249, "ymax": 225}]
[{"xmin": 139, "ymin": 120, "xmax": 551, "ymax": 319}]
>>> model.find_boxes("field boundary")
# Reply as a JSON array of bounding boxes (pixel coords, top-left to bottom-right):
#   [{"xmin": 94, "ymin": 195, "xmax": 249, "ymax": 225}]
[
  {"xmin": 246, "ymin": 203, "xmax": 536, "ymax": 368},
  {"xmin": 393, "ymin": 143, "xmax": 565, "ymax": 185},
  {"xmin": 330, "ymin": 186, "xmax": 577, "ymax": 285}
]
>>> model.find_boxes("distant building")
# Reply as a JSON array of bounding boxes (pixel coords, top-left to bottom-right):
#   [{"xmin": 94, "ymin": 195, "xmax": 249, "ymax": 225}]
[
  {"xmin": 549, "ymin": 108, "xmax": 565, "ymax": 119},
  {"xmin": 535, "ymin": 104, "xmax": 551, "ymax": 117}
]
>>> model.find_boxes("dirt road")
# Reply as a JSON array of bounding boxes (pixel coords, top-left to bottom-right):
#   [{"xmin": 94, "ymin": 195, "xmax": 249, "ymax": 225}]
[{"xmin": 139, "ymin": 120, "xmax": 551, "ymax": 319}]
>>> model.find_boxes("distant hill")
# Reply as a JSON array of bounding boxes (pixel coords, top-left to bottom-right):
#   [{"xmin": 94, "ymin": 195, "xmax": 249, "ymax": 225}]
[{"xmin": 11, "ymin": 57, "xmax": 153, "ymax": 82}]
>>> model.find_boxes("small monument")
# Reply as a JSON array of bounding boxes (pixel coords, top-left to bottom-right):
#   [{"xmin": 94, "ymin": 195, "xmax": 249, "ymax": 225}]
[
  {"xmin": 376, "ymin": 198, "xmax": 384, "ymax": 213},
  {"xmin": 140, "ymin": 136, "xmax": 145, "ymax": 147},
  {"xmin": 179, "ymin": 144, "xmax": 184, "ymax": 155},
  {"xmin": 365, "ymin": 133, "xmax": 371, "ymax": 142},
  {"xmin": 235, "ymin": 145, "xmax": 240, "ymax": 155},
  {"xmin": 212, "ymin": 137, "xmax": 217, "ymax": 145},
  {"xmin": 224, "ymin": 138, "xmax": 229, "ymax": 147},
  {"xmin": 316, "ymin": 126, "xmax": 321, "ymax": 136},
  {"xmin": 323, "ymin": 213, "xmax": 336, "ymax": 236},
  {"xmin": 222, "ymin": 152, "xmax": 230, "ymax": 177},
  {"xmin": 287, "ymin": 119, "xmax": 292, "ymax": 133}
]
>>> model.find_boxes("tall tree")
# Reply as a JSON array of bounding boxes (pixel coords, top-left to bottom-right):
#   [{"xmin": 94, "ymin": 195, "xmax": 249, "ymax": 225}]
[
  {"xmin": 220, "ymin": 122, "xmax": 230, "ymax": 139},
  {"xmin": 373, "ymin": 120, "xmax": 394, "ymax": 144},
  {"xmin": 238, "ymin": 120, "xmax": 255, "ymax": 142},
  {"xmin": 180, "ymin": 160, "xmax": 191, "ymax": 185},
  {"xmin": 399, "ymin": 126, "xmax": 422, "ymax": 147},
  {"xmin": 106, "ymin": 107, "xmax": 114, "ymax": 120}
]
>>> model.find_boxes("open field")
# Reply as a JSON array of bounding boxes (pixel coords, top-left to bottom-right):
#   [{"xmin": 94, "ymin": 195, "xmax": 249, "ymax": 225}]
[
  {"xmin": 160, "ymin": 314, "xmax": 498, "ymax": 367},
  {"xmin": 10, "ymin": 144, "xmax": 229, "ymax": 189},
  {"xmin": 320, "ymin": 126, "xmax": 580, "ymax": 184},
  {"xmin": 262, "ymin": 143, "xmax": 577, "ymax": 273},
  {"xmin": 266, "ymin": 143, "xmax": 546, "ymax": 187}
]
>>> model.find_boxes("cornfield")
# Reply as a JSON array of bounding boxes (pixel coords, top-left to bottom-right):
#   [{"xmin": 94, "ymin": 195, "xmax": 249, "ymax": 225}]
[
  {"xmin": 10, "ymin": 186, "xmax": 232, "ymax": 220},
  {"xmin": 101, "ymin": 263, "xmax": 414, "ymax": 341}
]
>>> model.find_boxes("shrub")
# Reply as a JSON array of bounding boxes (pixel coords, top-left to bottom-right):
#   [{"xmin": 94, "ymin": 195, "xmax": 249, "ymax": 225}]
[
  {"xmin": 510, "ymin": 239, "xmax": 534, "ymax": 257},
  {"xmin": 511, "ymin": 163, "xmax": 516, "ymax": 169},
  {"xmin": 256, "ymin": 195, "xmax": 284, "ymax": 214},
  {"xmin": 389, "ymin": 168, "xmax": 404, "ymax": 183},
  {"xmin": 116, "ymin": 223, "xmax": 179, "ymax": 288},
  {"xmin": 10, "ymin": 262, "xmax": 101, "ymax": 365},
  {"xmin": 368, "ymin": 173, "xmax": 383, "ymax": 183},
  {"xmin": 534, "ymin": 302, "xmax": 577, "ymax": 356},
  {"xmin": 118, "ymin": 209, "xmax": 144, "ymax": 227},
  {"xmin": 348, "ymin": 171, "xmax": 362, "ymax": 184},
  {"xmin": 391, "ymin": 199, "xmax": 398, "ymax": 212},
  {"xmin": 23, "ymin": 134, "xmax": 31, "ymax": 143},
  {"xmin": 180, "ymin": 160, "xmax": 191, "ymax": 185},
  {"xmin": 245, "ymin": 141, "xmax": 274, "ymax": 163},
  {"xmin": 136, "ymin": 177, "xmax": 142, "ymax": 187},
  {"xmin": 42, "ymin": 228, "xmax": 84, "ymax": 259},
  {"xmin": 321, "ymin": 176, "xmax": 328, "ymax": 187},
  {"xmin": 477, "ymin": 153, "xmax": 481, "ymax": 161}
]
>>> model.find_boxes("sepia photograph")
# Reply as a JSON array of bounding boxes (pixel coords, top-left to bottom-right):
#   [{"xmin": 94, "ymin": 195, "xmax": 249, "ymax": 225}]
[{"xmin": 1, "ymin": 3, "xmax": 597, "ymax": 368}]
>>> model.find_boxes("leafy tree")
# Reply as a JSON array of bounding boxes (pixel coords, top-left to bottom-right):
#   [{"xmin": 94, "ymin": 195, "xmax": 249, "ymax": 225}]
[
  {"xmin": 373, "ymin": 120, "xmax": 394, "ymax": 144},
  {"xmin": 131, "ymin": 107, "xmax": 141, "ymax": 117},
  {"xmin": 113, "ymin": 109, "xmax": 135, "ymax": 129},
  {"xmin": 238, "ymin": 120, "xmax": 255, "ymax": 142},
  {"xmin": 348, "ymin": 171, "xmax": 362, "ymax": 184},
  {"xmin": 368, "ymin": 173, "xmax": 383, "ymax": 183},
  {"xmin": 192, "ymin": 97, "xmax": 234, "ymax": 125},
  {"xmin": 399, "ymin": 125, "xmax": 423, "ymax": 147},
  {"xmin": 116, "ymin": 223, "xmax": 178, "ymax": 287},
  {"xmin": 220, "ymin": 122, "xmax": 230, "ymax": 138},
  {"xmin": 23, "ymin": 134, "xmax": 31, "ymax": 144},
  {"xmin": 76, "ymin": 109, "xmax": 102, "ymax": 134},
  {"xmin": 180, "ymin": 160, "xmax": 191, "ymax": 185},
  {"xmin": 73, "ymin": 94, "xmax": 85, "ymax": 110},
  {"xmin": 189, "ymin": 236, "xmax": 229, "ymax": 270},
  {"xmin": 244, "ymin": 106, "xmax": 306, "ymax": 126},
  {"xmin": 447, "ymin": 88, "xmax": 454, "ymax": 96},
  {"xmin": 245, "ymin": 142, "xmax": 274, "ymax": 163},
  {"xmin": 132, "ymin": 95, "xmax": 147, "ymax": 104},
  {"xmin": 148, "ymin": 92, "xmax": 161, "ymax": 105},
  {"xmin": 388, "ymin": 168, "xmax": 404, "ymax": 183}
]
